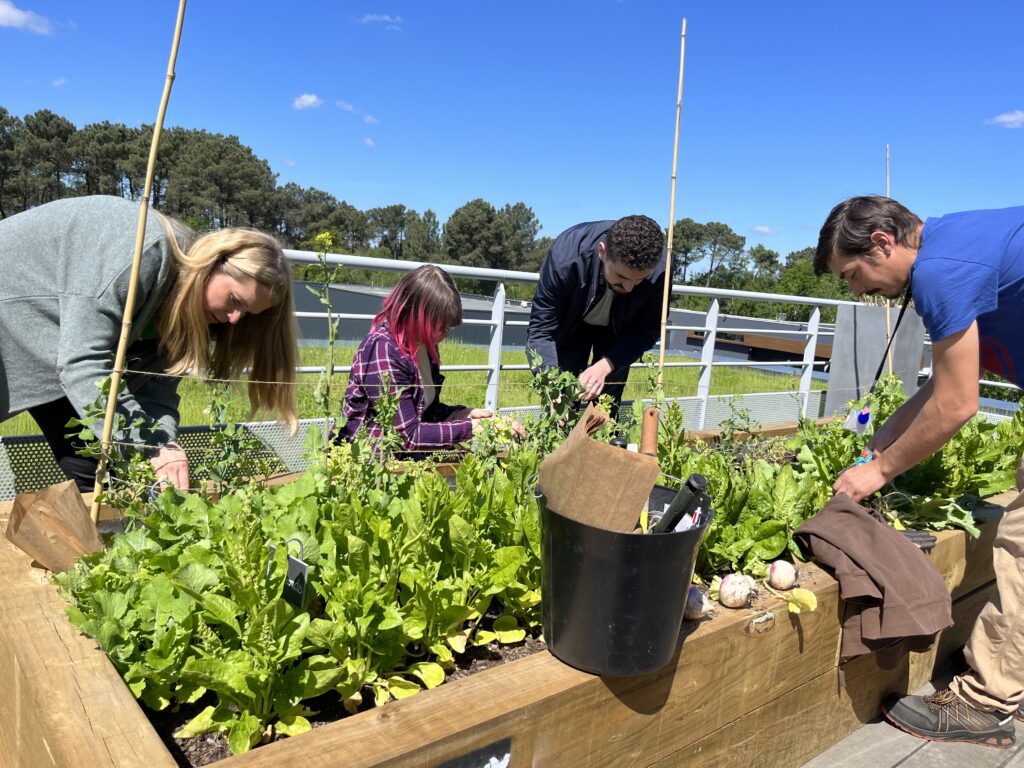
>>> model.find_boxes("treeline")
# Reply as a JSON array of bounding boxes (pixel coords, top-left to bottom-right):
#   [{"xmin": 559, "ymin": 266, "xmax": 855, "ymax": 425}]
[{"xmin": 0, "ymin": 106, "xmax": 851, "ymax": 316}]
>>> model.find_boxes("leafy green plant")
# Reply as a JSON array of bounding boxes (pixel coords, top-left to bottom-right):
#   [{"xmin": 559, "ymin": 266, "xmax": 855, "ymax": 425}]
[
  {"xmin": 57, "ymin": 429, "xmax": 544, "ymax": 756},
  {"xmin": 66, "ymin": 377, "xmax": 157, "ymax": 511},
  {"xmin": 307, "ymin": 231, "xmax": 344, "ymax": 460},
  {"xmin": 660, "ymin": 373, "xmax": 1024, "ymax": 577},
  {"xmin": 201, "ymin": 385, "xmax": 277, "ymax": 493}
]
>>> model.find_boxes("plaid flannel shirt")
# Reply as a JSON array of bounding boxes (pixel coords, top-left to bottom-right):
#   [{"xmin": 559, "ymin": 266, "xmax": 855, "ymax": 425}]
[{"xmin": 338, "ymin": 320, "xmax": 473, "ymax": 450}]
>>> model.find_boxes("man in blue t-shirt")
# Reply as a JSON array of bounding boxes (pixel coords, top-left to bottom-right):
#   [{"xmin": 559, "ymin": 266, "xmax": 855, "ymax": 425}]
[{"xmin": 815, "ymin": 195, "xmax": 1024, "ymax": 748}]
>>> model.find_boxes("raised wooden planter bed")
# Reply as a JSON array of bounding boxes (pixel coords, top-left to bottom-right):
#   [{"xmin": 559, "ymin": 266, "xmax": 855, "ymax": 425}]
[{"xmin": 0, "ymin": 489, "xmax": 1008, "ymax": 768}]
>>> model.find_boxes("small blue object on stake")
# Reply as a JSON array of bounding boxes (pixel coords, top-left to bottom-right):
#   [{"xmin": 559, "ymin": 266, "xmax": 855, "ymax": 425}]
[{"xmin": 843, "ymin": 405, "xmax": 873, "ymax": 435}]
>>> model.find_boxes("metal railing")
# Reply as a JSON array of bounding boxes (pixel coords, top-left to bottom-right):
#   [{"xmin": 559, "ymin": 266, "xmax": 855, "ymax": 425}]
[{"xmin": 286, "ymin": 249, "xmax": 861, "ymax": 428}]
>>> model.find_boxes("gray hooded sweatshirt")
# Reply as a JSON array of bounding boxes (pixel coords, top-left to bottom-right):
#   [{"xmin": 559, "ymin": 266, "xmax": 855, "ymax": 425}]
[{"xmin": 0, "ymin": 195, "xmax": 182, "ymax": 447}]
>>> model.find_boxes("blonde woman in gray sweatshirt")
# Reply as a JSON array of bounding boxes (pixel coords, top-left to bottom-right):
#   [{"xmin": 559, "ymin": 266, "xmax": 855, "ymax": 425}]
[{"xmin": 0, "ymin": 195, "xmax": 298, "ymax": 491}]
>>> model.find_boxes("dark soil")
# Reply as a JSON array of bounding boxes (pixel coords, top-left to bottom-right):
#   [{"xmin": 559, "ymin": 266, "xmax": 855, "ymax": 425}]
[{"xmin": 147, "ymin": 633, "xmax": 546, "ymax": 767}]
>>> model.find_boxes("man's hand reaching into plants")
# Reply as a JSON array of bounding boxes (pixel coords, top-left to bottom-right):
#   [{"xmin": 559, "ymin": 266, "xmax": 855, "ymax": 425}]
[
  {"xmin": 578, "ymin": 358, "xmax": 613, "ymax": 401},
  {"xmin": 833, "ymin": 457, "xmax": 888, "ymax": 502}
]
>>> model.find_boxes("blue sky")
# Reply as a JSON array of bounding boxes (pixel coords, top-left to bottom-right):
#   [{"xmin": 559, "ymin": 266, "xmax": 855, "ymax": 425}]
[{"xmin": 1, "ymin": 1, "xmax": 1022, "ymax": 261}]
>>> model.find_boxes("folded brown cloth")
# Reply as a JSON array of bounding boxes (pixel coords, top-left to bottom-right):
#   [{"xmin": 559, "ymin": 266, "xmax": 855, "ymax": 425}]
[{"xmin": 794, "ymin": 493, "xmax": 952, "ymax": 668}]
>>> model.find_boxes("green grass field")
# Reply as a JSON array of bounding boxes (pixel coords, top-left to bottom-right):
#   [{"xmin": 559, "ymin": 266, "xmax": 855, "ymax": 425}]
[{"xmin": 0, "ymin": 342, "xmax": 824, "ymax": 436}]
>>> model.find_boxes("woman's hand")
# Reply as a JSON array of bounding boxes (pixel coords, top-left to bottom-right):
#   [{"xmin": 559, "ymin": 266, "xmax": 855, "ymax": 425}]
[
  {"xmin": 151, "ymin": 442, "xmax": 190, "ymax": 490},
  {"xmin": 468, "ymin": 408, "xmax": 494, "ymax": 420},
  {"xmin": 471, "ymin": 414, "xmax": 526, "ymax": 440}
]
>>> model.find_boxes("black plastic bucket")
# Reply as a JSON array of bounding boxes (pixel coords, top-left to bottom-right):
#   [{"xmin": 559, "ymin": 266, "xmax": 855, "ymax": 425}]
[{"xmin": 538, "ymin": 484, "xmax": 713, "ymax": 676}]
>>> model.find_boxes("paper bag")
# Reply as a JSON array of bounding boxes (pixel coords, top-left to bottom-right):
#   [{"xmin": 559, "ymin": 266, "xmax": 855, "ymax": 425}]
[
  {"xmin": 538, "ymin": 404, "xmax": 660, "ymax": 532},
  {"xmin": 5, "ymin": 480, "xmax": 105, "ymax": 573}
]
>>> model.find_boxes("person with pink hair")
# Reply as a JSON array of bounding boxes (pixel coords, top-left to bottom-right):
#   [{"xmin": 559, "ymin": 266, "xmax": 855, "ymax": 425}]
[{"xmin": 337, "ymin": 265, "xmax": 520, "ymax": 452}]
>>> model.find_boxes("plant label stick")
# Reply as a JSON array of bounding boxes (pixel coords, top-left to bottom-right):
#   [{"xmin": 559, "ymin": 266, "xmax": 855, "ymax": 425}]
[{"xmin": 268, "ymin": 544, "xmax": 310, "ymax": 609}]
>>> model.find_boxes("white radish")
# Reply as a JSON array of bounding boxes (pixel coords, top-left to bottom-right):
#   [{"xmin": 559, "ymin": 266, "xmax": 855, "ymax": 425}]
[
  {"xmin": 719, "ymin": 573, "xmax": 756, "ymax": 608},
  {"xmin": 684, "ymin": 586, "xmax": 711, "ymax": 620},
  {"xmin": 768, "ymin": 560, "xmax": 797, "ymax": 590}
]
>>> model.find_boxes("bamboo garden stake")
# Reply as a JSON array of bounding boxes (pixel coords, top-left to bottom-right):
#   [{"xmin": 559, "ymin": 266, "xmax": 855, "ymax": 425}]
[
  {"xmin": 885, "ymin": 143, "xmax": 894, "ymax": 374},
  {"xmin": 657, "ymin": 18, "xmax": 687, "ymax": 391},
  {"xmin": 91, "ymin": 0, "xmax": 188, "ymax": 524}
]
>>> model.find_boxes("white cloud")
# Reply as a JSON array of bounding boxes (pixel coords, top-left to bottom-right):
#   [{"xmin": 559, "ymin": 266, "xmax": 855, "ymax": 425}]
[
  {"xmin": 752, "ymin": 225, "xmax": 777, "ymax": 236},
  {"xmin": 282, "ymin": 158, "xmax": 296, "ymax": 167},
  {"xmin": 985, "ymin": 110, "xmax": 1024, "ymax": 129},
  {"xmin": 52, "ymin": 77, "xmax": 66, "ymax": 87},
  {"xmin": 292, "ymin": 93, "xmax": 323, "ymax": 110},
  {"xmin": 0, "ymin": 1, "xmax": 53, "ymax": 35},
  {"xmin": 336, "ymin": 101, "xmax": 381, "ymax": 125},
  {"xmin": 358, "ymin": 14, "xmax": 403, "ymax": 27},
  {"xmin": 364, "ymin": 137, "xmax": 376, "ymax": 148}
]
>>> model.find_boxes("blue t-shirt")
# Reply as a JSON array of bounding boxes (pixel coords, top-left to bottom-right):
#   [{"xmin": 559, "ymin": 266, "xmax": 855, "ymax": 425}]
[{"xmin": 911, "ymin": 207, "xmax": 1024, "ymax": 385}]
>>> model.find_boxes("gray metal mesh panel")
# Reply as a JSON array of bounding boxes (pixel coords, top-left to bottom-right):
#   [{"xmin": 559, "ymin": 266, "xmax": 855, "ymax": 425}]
[
  {"xmin": 0, "ymin": 436, "xmax": 67, "ymax": 497},
  {"xmin": 244, "ymin": 418, "xmax": 327, "ymax": 473},
  {"xmin": 0, "ymin": 422, "xmax": 307, "ymax": 500}
]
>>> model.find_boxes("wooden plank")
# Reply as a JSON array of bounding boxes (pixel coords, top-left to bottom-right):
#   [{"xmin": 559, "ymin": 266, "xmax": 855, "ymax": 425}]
[
  {"xmin": 685, "ymin": 330, "xmax": 832, "ymax": 359},
  {"xmin": 687, "ymin": 418, "xmax": 832, "ymax": 445},
  {"xmin": 652, "ymin": 579, "xmax": 996, "ymax": 767},
  {"xmin": 741, "ymin": 332, "xmax": 833, "ymax": 358},
  {"xmin": 0, "ymin": 534, "xmax": 177, "ymax": 768}
]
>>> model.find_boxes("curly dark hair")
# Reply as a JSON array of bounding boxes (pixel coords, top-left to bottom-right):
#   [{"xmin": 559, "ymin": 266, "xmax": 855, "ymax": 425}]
[
  {"xmin": 605, "ymin": 215, "xmax": 664, "ymax": 270},
  {"xmin": 814, "ymin": 196, "xmax": 922, "ymax": 276}
]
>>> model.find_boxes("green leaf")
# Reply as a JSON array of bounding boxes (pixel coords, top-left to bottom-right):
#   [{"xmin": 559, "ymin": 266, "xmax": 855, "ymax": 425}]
[
  {"xmin": 493, "ymin": 615, "xmax": 526, "ymax": 644},
  {"xmin": 472, "ymin": 630, "xmax": 497, "ymax": 646},
  {"xmin": 378, "ymin": 604, "xmax": 404, "ymax": 631},
  {"xmin": 227, "ymin": 712, "xmax": 262, "ymax": 755},
  {"xmin": 387, "ymin": 675, "xmax": 422, "ymax": 700},
  {"xmin": 180, "ymin": 656, "xmax": 257, "ymax": 709},
  {"xmin": 174, "ymin": 704, "xmax": 233, "ymax": 739},
  {"xmin": 274, "ymin": 713, "xmax": 312, "ymax": 738},
  {"xmin": 196, "ymin": 593, "xmax": 243, "ymax": 638},
  {"xmin": 448, "ymin": 514, "xmax": 476, "ymax": 561},
  {"xmin": 93, "ymin": 591, "xmax": 129, "ymax": 620},
  {"xmin": 406, "ymin": 661, "xmax": 445, "ymax": 689},
  {"xmin": 447, "ymin": 631, "xmax": 469, "ymax": 654}
]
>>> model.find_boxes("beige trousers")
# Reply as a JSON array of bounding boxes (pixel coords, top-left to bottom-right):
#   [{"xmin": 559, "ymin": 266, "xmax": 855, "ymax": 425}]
[{"xmin": 949, "ymin": 458, "xmax": 1024, "ymax": 714}]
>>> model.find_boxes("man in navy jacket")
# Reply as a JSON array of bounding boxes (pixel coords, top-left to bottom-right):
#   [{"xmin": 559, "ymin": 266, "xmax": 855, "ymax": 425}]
[{"xmin": 526, "ymin": 215, "xmax": 666, "ymax": 407}]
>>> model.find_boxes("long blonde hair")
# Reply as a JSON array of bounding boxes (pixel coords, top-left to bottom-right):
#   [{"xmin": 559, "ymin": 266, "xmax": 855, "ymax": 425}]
[{"xmin": 156, "ymin": 223, "xmax": 298, "ymax": 429}]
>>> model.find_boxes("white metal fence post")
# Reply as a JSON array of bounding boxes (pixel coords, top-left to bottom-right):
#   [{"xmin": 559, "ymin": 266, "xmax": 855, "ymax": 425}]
[
  {"xmin": 696, "ymin": 299, "xmax": 719, "ymax": 429},
  {"xmin": 799, "ymin": 307, "xmax": 821, "ymax": 418},
  {"xmin": 485, "ymin": 283, "xmax": 506, "ymax": 412}
]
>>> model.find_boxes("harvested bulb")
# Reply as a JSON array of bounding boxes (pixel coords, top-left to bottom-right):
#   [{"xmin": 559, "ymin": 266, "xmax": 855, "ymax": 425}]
[
  {"xmin": 768, "ymin": 560, "xmax": 797, "ymax": 590},
  {"xmin": 719, "ymin": 573, "xmax": 756, "ymax": 608},
  {"xmin": 684, "ymin": 586, "xmax": 711, "ymax": 620}
]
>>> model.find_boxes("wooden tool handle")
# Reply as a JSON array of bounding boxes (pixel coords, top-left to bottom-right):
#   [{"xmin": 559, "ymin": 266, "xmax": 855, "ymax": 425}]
[{"xmin": 639, "ymin": 406, "xmax": 660, "ymax": 457}]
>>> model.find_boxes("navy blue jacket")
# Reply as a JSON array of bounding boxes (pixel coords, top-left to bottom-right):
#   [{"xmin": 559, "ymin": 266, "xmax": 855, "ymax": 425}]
[{"xmin": 526, "ymin": 220, "xmax": 667, "ymax": 371}]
